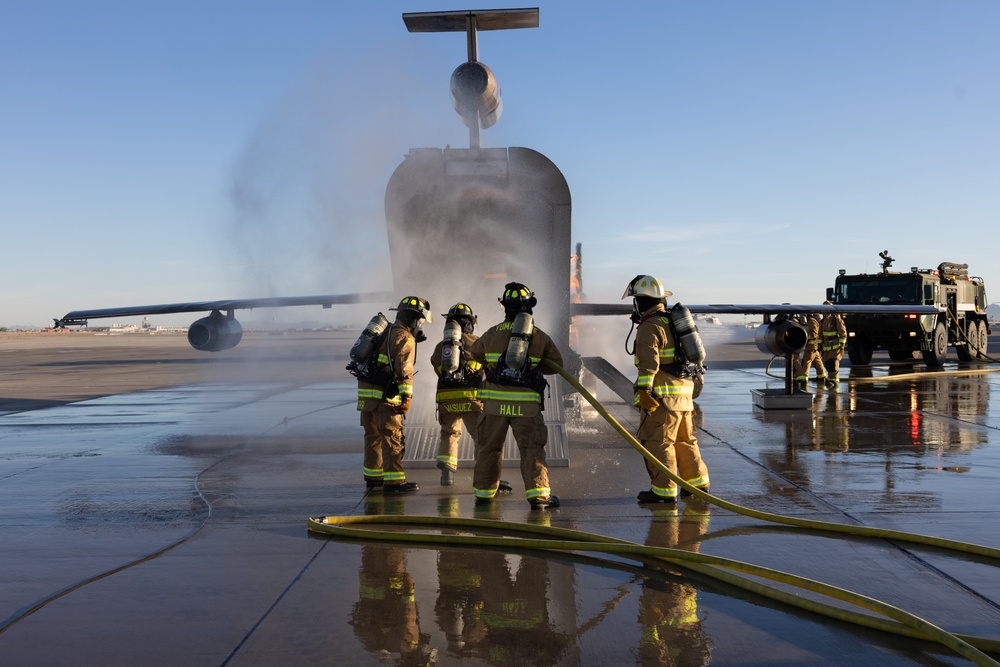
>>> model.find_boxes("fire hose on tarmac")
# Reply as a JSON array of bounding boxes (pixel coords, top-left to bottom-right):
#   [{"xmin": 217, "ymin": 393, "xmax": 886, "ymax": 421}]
[{"xmin": 310, "ymin": 359, "xmax": 1000, "ymax": 666}]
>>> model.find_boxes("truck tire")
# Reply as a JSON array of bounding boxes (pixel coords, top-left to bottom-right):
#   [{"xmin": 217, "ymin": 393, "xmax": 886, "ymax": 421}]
[
  {"xmin": 847, "ymin": 337, "xmax": 873, "ymax": 365},
  {"xmin": 958, "ymin": 319, "xmax": 989, "ymax": 361},
  {"xmin": 974, "ymin": 320, "xmax": 989, "ymax": 359},
  {"xmin": 922, "ymin": 322, "xmax": 948, "ymax": 367}
]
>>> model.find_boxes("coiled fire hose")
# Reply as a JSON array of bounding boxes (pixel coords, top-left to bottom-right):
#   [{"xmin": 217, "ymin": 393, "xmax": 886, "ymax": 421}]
[{"xmin": 309, "ymin": 359, "xmax": 1000, "ymax": 665}]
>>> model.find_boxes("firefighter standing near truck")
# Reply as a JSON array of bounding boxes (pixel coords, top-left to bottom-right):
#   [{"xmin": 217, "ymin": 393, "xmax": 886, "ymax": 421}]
[
  {"xmin": 354, "ymin": 296, "xmax": 431, "ymax": 493},
  {"xmin": 820, "ymin": 301, "xmax": 848, "ymax": 389},
  {"xmin": 468, "ymin": 282, "xmax": 563, "ymax": 509},
  {"xmin": 793, "ymin": 312, "xmax": 827, "ymax": 390},
  {"xmin": 430, "ymin": 303, "xmax": 485, "ymax": 486},
  {"xmin": 623, "ymin": 275, "xmax": 710, "ymax": 503}
]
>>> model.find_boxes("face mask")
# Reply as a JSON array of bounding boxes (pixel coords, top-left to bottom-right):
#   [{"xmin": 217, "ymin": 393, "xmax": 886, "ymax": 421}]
[{"xmin": 413, "ymin": 318, "xmax": 427, "ymax": 342}]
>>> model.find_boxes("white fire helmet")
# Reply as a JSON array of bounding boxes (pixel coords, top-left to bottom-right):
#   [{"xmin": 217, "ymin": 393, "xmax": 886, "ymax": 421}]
[{"xmin": 621, "ymin": 275, "xmax": 672, "ymax": 300}]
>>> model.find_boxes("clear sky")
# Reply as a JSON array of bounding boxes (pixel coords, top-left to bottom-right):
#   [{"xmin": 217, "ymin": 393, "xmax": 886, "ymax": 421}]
[{"xmin": 3, "ymin": 1, "xmax": 998, "ymax": 328}]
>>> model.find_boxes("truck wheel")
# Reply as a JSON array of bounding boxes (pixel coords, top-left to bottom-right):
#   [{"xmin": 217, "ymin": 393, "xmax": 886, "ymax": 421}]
[
  {"xmin": 957, "ymin": 319, "xmax": 987, "ymax": 361},
  {"xmin": 922, "ymin": 323, "xmax": 948, "ymax": 367},
  {"xmin": 975, "ymin": 320, "xmax": 989, "ymax": 359},
  {"xmin": 847, "ymin": 337, "xmax": 873, "ymax": 365}
]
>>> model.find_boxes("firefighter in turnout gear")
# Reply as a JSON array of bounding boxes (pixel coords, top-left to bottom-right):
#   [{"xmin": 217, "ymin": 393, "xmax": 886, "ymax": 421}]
[
  {"xmin": 623, "ymin": 275, "xmax": 710, "ymax": 504},
  {"xmin": 430, "ymin": 303, "xmax": 485, "ymax": 486},
  {"xmin": 468, "ymin": 282, "xmax": 563, "ymax": 509},
  {"xmin": 820, "ymin": 302, "xmax": 848, "ymax": 389},
  {"xmin": 793, "ymin": 312, "xmax": 827, "ymax": 390},
  {"xmin": 356, "ymin": 296, "xmax": 431, "ymax": 493}
]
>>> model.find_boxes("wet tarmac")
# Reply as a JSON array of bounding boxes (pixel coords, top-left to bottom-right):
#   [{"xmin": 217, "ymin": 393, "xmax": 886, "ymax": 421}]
[{"xmin": 2, "ymin": 329, "xmax": 1000, "ymax": 666}]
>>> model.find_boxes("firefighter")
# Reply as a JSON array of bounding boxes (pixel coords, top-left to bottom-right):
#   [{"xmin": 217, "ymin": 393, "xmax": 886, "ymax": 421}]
[
  {"xmin": 468, "ymin": 282, "xmax": 563, "ymax": 509},
  {"xmin": 350, "ymin": 544, "xmax": 434, "ymax": 666},
  {"xmin": 623, "ymin": 275, "xmax": 710, "ymax": 503},
  {"xmin": 357, "ymin": 296, "xmax": 431, "ymax": 493},
  {"xmin": 820, "ymin": 301, "xmax": 848, "ymax": 389},
  {"xmin": 792, "ymin": 312, "xmax": 827, "ymax": 390},
  {"xmin": 430, "ymin": 303, "xmax": 485, "ymax": 486},
  {"xmin": 638, "ymin": 505, "xmax": 712, "ymax": 666}
]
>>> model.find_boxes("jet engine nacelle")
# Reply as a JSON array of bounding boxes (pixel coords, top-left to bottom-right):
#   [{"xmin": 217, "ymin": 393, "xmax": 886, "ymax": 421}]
[
  {"xmin": 755, "ymin": 320, "xmax": 807, "ymax": 356},
  {"xmin": 450, "ymin": 61, "xmax": 502, "ymax": 130},
  {"xmin": 188, "ymin": 311, "xmax": 243, "ymax": 352}
]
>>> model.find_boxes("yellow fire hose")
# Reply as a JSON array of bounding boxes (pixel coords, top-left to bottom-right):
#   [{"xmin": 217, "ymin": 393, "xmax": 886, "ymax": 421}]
[{"xmin": 309, "ymin": 359, "xmax": 1000, "ymax": 665}]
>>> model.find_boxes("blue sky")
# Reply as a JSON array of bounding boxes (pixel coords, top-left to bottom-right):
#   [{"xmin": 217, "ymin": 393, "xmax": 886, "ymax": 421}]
[{"xmin": 2, "ymin": 1, "xmax": 998, "ymax": 327}]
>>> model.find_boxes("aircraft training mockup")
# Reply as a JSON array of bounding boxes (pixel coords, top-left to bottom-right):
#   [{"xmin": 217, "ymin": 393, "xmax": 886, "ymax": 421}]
[{"xmin": 55, "ymin": 7, "xmax": 940, "ymax": 378}]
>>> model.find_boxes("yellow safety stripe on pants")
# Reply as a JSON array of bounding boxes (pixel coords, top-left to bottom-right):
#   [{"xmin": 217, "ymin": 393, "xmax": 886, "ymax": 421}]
[
  {"xmin": 525, "ymin": 487, "xmax": 550, "ymax": 500},
  {"xmin": 651, "ymin": 484, "xmax": 678, "ymax": 499},
  {"xmin": 436, "ymin": 455, "xmax": 457, "ymax": 467},
  {"xmin": 383, "ymin": 471, "xmax": 406, "ymax": 482},
  {"xmin": 474, "ymin": 487, "xmax": 497, "ymax": 499},
  {"xmin": 686, "ymin": 475, "xmax": 710, "ymax": 488},
  {"xmin": 363, "ymin": 466, "xmax": 383, "ymax": 477}
]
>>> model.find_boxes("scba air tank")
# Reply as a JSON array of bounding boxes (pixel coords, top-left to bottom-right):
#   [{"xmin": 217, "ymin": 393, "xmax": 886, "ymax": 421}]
[
  {"xmin": 440, "ymin": 320, "xmax": 463, "ymax": 374},
  {"xmin": 504, "ymin": 312, "xmax": 533, "ymax": 370},
  {"xmin": 669, "ymin": 304, "xmax": 707, "ymax": 365},
  {"xmin": 350, "ymin": 313, "xmax": 389, "ymax": 363}
]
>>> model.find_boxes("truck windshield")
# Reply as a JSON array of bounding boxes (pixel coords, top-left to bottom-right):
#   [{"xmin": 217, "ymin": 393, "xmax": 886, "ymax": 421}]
[{"xmin": 834, "ymin": 278, "xmax": 921, "ymax": 304}]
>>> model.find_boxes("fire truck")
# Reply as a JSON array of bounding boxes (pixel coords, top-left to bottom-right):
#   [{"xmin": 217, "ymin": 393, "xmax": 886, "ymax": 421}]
[{"xmin": 826, "ymin": 251, "xmax": 990, "ymax": 367}]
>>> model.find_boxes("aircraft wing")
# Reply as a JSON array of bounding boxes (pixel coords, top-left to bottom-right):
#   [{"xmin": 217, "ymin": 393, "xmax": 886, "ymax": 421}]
[
  {"xmin": 54, "ymin": 291, "xmax": 399, "ymax": 352},
  {"xmin": 570, "ymin": 303, "xmax": 941, "ymax": 317},
  {"xmin": 55, "ymin": 292, "xmax": 396, "ymax": 327}
]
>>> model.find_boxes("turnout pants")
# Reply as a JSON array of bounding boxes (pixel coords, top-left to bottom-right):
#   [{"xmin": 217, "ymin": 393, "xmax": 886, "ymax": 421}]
[
  {"xmin": 795, "ymin": 346, "xmax": 825, "ymax": 380},
  {"xmin": 361, "ymin": 404, "xmax": 407, "ymax": 484},
  {"xmin": 436, "ymin": 410, "xmax": 480, "ymax": 471},
  {"xmin": 474, "ymin": 412, "xmax": 550, "ymax": 500},
  {"xmin": 637, "ymin": 408, "xmax": 709, "ymax": 498}
]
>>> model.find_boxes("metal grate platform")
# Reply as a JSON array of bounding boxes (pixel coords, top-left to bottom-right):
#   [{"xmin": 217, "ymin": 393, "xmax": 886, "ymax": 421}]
[{"xmin": 403, "ymin": 377, "xmax": 569, "ymax": 468}]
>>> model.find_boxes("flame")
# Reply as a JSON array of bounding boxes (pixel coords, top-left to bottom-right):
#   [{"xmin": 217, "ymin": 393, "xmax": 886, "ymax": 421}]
[{"xmin": 570, "ymin": 254, "xmax": 582, "ymax": 303}]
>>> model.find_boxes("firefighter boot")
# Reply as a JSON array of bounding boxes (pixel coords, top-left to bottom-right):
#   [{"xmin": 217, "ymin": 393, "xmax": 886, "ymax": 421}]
[
  {"xmin": 637, "ymin": 490, "xmax": 677, "ymax": 504},
  {"xmin": 437, "ymin": 461, "xmax": 455, "ymax": 486},
  {"xmin": 383, "ymin": 482, "xmax": 419, "ymax": 493},
  {"xmin": 528, "ymin": 495, "xmax": 560, "ymax": 510}
]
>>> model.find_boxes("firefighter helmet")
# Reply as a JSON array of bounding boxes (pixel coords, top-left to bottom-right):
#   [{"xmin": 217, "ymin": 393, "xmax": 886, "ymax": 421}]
[
  {"xmin": 621, "ymin": 275, "xmax": 672, "ymax": 300},
  {"xmin": 499, "ymin": 282, "xmax": 537, "ymax": 312},
  {"xmin": 442, "ymin": 302, "xmax": 477, "ymax": 325},
  {"xmin": 391, "ymin": 296, "xmax": 433, "ymax": 323}
]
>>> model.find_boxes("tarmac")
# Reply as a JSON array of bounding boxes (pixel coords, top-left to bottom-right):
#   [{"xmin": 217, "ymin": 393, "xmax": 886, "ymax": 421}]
[{"xmin": 2, "ymin": 327, "xmax": 1000, "ymax": 666}]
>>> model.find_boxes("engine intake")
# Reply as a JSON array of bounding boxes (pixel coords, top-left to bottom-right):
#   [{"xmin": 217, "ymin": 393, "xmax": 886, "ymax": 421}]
[
  {"xmin": 755, "ymin": 320, "xmax": 807, "ymax": 356},
  {"xmin": 450, "ymin": 61, "xmax": 502, "ymax": 130},
  {"xmin": 188, "ymin": 310, "xmax": 243, "ymax": 352}
]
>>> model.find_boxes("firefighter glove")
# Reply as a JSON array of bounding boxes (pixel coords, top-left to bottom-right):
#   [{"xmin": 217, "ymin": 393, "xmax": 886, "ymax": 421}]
[
  {"xmin": 394, "ymin": 396, "xmax": 411, "ymax": 414},
  {"xmin": 638, "ymin": 389, "xmax": 659, "ymax": 412}
]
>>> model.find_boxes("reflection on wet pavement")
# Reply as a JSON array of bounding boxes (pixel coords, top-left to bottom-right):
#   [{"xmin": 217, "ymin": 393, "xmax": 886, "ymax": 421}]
[{"xmin": 2, "ymin": 332, "xmax": 1000, "ymax": 665}]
